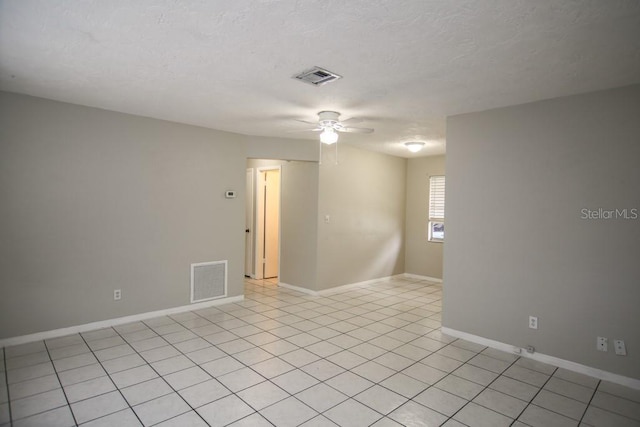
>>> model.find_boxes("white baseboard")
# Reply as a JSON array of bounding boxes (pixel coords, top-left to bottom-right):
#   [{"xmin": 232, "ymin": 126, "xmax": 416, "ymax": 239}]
[
  {"xmin": 279, "ymin": 274, "xmax": 406, "ymax": 297},
  {"xmin": 404, "ymin": 273, "xmax": 443, "ymax": 283},
  {"xmin": 317, "ymin": 274, "xmax": 405, "ymax": 296},
  {"xmin": 0, "ymin": 295, "xmax": 244, "ymax": 348},
  {"xmin": 442, "ymin": 327, "xmax": 640, "ymax": 391},
  {"xmin": 278, "ymin": 282, "xmax": 317, "ymax": 296}
]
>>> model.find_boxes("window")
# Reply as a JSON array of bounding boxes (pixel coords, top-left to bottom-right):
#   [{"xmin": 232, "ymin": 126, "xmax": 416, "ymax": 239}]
[{"xmin": 428, "ymin": 175, "xmax": 445, "ymax": 242}]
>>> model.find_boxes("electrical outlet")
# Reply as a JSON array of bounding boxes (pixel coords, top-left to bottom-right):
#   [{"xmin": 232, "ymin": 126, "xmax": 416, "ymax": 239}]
[
  {"xmin": 529, "ymin": 316, "xmax": 538, "ymax": 330},
  {"xmin": 614, "ymin": 340, "xmax": 627, "ymax": 356},
  {"xmin": 597, "ymin": 336, "xmax": 608, "ymax": 352},
  {"xmin": 526, "ymin": 345, "xmax": 535, "ymax": 354},
  {"xmin": 114, "ymin": 289, "xmax": 121, "ymax": 301}
]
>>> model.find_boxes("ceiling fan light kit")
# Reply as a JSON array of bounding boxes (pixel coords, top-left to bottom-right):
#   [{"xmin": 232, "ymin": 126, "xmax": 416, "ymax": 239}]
[
  {"xmin": 317, "ymin": 110, "xmax": 341, "ymax": 125},
  {"xmin": 310, "ymin": 110, "xmax": 374, "ymax": 143},
  {"xmin": 405, "ymin": 141, "xmax": 426, "ymax": 153},
  {"xmin": 320, "ymin": 127, "xmax": 339, "ymax": 145},
  {"xmin": 291, "ymin": 110, "xmax": 374, "ymax": 163}
]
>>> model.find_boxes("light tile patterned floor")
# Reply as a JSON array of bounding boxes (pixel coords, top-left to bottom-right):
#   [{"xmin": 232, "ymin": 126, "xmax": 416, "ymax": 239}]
[{"xmin": 1, "ymin": 277, "xmax": 639, "ymax": 426}]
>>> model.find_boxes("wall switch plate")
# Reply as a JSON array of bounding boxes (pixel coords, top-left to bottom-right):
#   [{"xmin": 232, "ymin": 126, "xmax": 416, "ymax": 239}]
[
  {"xmin": 529, "ymin": 316, "xmax": 538, "ymax": 329},
  {"xmin": 614, "ymin": 340, "xmax": 627, "ymax": 356},
  {"xmin": 114, "ymin": 289, "xmax": 122, "ymax": 301},
  {"xmin": 324, "ymin": 215, "xmax": 330, "ymax": 224},
  {"xmin": 597, "ymin": 336, "xmax": 608, "ymax": 352}
]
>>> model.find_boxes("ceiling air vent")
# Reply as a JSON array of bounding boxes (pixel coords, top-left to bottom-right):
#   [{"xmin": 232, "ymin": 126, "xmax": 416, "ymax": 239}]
[{"xmin": 294, "ymin": 66, "xmax": 342, "ymax": 86}]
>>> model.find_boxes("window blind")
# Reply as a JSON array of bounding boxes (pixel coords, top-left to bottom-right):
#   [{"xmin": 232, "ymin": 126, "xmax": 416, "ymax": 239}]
[{"xmin": 429, "ymin": 175, "xmax": 445, "ymax": 220}]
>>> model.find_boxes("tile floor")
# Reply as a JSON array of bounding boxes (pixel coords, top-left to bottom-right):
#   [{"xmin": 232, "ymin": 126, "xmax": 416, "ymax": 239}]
[{"xmin": 1, "ymin": 276, "xmax": 639, "ymax": 426}]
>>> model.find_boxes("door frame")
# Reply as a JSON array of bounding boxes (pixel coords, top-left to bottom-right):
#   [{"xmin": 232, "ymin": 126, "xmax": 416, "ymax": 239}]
[
  {"xmin": 245, "ymin": 168, "xmax": 255, "ymax": 278},
  {"xmin": 254, "ymin": 166, "xmax": 282, "ymax": 280}
]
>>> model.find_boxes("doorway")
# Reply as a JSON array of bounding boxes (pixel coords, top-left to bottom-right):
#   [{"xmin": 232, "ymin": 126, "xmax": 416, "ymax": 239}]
[
  {"xmin": 244, "ymin": 168, "xmax": 254, "ymax": 277},
  {"xmin": 247, "ymin": 165, "xmax": 281, "ymax": 280}
]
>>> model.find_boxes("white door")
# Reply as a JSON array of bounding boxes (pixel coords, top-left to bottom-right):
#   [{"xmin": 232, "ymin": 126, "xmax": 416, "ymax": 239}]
[
  {"xmin": 255, "ymin": 167, "xmax": 281, "ymax": 280},
  {"xmin": 244, "ymin": 168, "xmax": 253, "ymax": 277},
  {"xmin": 263, "ymin": 169, "xmax": 280, "ymax": 279}
]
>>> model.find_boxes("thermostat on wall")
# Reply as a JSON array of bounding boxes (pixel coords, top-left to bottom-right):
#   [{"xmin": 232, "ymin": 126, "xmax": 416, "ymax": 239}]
[{"xmin": 225, "ymin": 190, "xmax": 236, "ymax": 199}]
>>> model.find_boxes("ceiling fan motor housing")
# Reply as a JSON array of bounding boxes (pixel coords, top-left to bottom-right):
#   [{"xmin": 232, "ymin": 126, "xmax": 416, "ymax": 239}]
[{"xmin": 318, "ymin": 111, "xmax": 342, "ymax": 130}]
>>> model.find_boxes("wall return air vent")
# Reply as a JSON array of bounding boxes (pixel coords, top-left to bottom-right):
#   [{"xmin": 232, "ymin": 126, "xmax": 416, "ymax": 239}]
[
  {"xmin": 190, "ymin": 260, "xmax": 227, "ymax": 303},
  {"xmin": 294, "ymin": 66, "xmax": 342, "ymax": 86}
]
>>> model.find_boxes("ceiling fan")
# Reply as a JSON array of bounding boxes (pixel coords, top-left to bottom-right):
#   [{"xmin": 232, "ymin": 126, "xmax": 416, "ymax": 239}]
[{"xmin": 293, "ymin": 111, "xmax": 374, "ymax": 145}]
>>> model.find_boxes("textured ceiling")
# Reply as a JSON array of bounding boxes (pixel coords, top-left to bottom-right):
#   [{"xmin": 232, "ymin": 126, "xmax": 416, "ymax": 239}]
[{"xmin": 1, "ymin": 1, "xmax": 639, "ymax": 158}]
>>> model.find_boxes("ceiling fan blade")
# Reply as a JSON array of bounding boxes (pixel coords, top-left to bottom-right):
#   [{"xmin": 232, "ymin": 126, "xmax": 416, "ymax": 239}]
[
  {"xmin": 285, "ymin": 128, "xmax": 322, "ymax": 133},
  {"xmin": 340, "ymin": 117, "xmax": 364, "ymax": 125},
  {"xmin": 339, "ymin": 126, "xmax": 374, "ymax": 134},
  {"xmin": 295, "ymin": 119, "xmax": 319, "ymax": 125}
]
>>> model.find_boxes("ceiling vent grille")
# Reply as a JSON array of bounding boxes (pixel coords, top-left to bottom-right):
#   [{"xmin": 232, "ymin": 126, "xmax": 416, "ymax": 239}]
[{"xmin": 294, "ymin": 66, "xmax": 342, "ymax": 86}]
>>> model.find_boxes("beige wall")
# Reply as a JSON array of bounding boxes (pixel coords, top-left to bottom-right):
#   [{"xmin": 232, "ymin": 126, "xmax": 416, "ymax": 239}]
[
  {"xmin": 0, "ymin": 91, "xmax": 412, "ymax": 340},
  {"xmin": 250, "ymin": 143, "xmax": 409, "ymax": 293},
  {"xmin": 443, "ymin": 85, "xmax": 640, "ymax": 379},
  {"xmin": 244, "ymin": 135, "xmax": 318, "ymax": 162},
  {"xmin": 0, "ymin": 92, "xmax": 247, "ymax": 338},
  {"xmin": 246, "ymin": 159, "xmax": 319, "ymax": 290},
  {"xmin": 405, "ymin": 155, "xmax": 445, "ymax": 279},
  {"xmin": 317, "ymin": 144, "xmax": 407, "ymax": 290}
]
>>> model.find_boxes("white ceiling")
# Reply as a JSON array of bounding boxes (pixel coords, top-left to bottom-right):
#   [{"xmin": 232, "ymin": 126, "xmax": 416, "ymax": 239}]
[{"xmin": 1, "ymin": 1, "xmax": 639, "ymax": 158}]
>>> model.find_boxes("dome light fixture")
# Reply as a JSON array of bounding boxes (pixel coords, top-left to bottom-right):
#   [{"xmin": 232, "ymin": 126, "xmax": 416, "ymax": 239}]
[
  {"xmin": 404, "ymin": 141, "xmax": 425, "ymax": 153},
  {"xmin": 320, "ymin": 127, "xmax": 339, "ymax": 145}
]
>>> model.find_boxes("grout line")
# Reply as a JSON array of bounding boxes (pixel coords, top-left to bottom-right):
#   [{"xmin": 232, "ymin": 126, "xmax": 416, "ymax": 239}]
[
  {"xmin": 155, "ymin": 332, "xmax": 293, "ymax": 425},
  {"xmin": 0, "ymin": 282, "xmax": 430, "ymax": 420},
  {"xmin": 241, "ymin": 279, "xmax": 457, "ymax": 422},
  {"xmin": 244, "ymin": 279, "xmax": 584, "ymax": 425},
  {"xmin": 510, "ymin": 365, "xmax": 559, "ymax": 424},
  {"xmin": 4, "ymin": 344, "xmax": 88, "ymax": 424},
  {"xmin": 438, "ymin": 348, "xmax": 524, "ymax": 425},
  {"xmin": 150, "ymin": 303, "xmax": 349, "ymax": 424},
  {"xmin": 579, "ymin": 378, "xmax": 600, "ymax": 425},
  {"xmin": 580, "ymin": 380, "xmax": 640, "ymax": 425},
  {"xmin": 596, "ymin": 386, "xmax": 640, "ymax": 405},
  {"xmin": 8, "ymin": 279, "xmax": 625, "ymax": 427},
  {"xmin": 143, "ymin": 303, "xmax": 317, "ymax": 425},
  {"xmin": 2, "ymin": 348, "xmax": 13, "ymax": 424},
  {"xmin": 75, "ymin": 333, "xmax": 146, "ymax": 426},
  {"xmin": 232, "ymin": 279, "xmax": 441, "ymax": 420},
  {"xmin": 127, "ymin": 321, "xmax": 218, "ymax": 426},
  {"xmin": 42, "ymin": 340, "xmax": 79, "ymax": 426}
]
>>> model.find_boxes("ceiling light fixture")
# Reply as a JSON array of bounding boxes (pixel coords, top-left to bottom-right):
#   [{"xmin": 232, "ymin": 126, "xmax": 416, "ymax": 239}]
[
  {"xmin": 320, "ymin": 127, "xmax": 339, "ymax": 145},
  {"xmin": 404, "ymin": 141, "xmax": 425, "ymax": 153},
  {"xmin": 289, "ymin": 110, "xmax": 373, "ymax": 164}
]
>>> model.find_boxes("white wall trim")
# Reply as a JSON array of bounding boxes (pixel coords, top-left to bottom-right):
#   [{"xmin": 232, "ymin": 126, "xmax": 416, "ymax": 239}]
[
  {"xmin": 0, "ymin": 295, "xmax": 244, "ymax": 348},
  {"xmin": 245, "ymin": 167, "xmax": 255, "ymax": 278},
  {"xmin": 278, "ymin": 282, "xmax": 318, "ymax": 296},
  {"xmin": 279, "ymin": 274, "xmax": 406, "ymax": 297},
  {"xmin": 316, "ymin": 274, "xmax": 405, "ymax": 296},
  {"xmin": 442, "ymin": 327, "xmax": 640, "ymax": 391},
  {"xmin": 404, "ymin": 273, "xmax": 443, "ymax": 283}
]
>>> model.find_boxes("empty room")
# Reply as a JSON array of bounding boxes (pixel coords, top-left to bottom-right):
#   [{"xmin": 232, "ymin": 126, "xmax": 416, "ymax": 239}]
[{"xmin": 1, "ymin": 1, "xmax": 639, "ymax": 426}]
